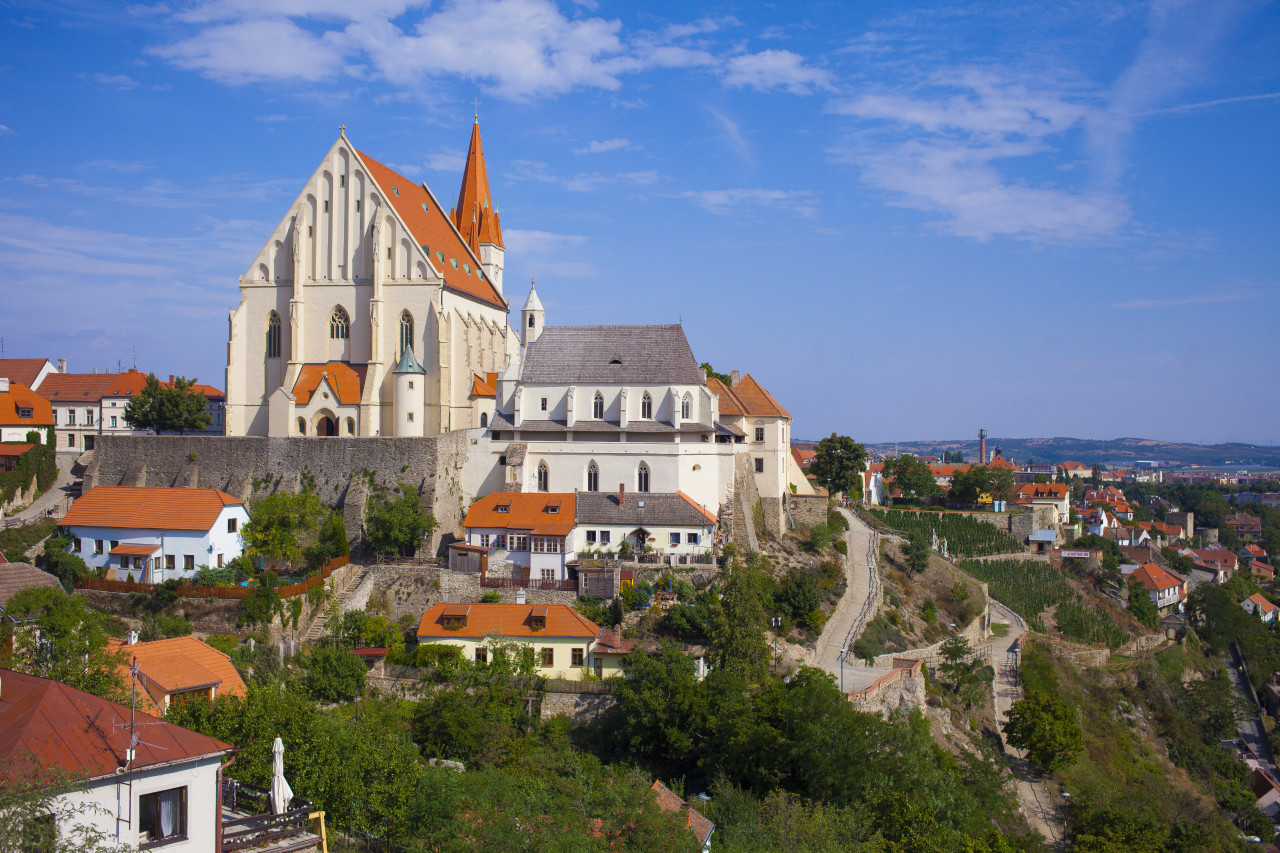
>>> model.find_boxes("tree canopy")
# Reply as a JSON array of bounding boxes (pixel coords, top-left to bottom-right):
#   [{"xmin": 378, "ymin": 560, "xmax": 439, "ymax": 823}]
[
  {"xmin": 122, "ymin": 373, "xmax": 212, "ymax": 434},
  {"xmin": 240, "ymin": 490, "xmax": 325, "ymax": 570},
  {"xmin": 1004, "ymin": 691, "xmax": 1083, "ymax": 772},
  {"xmin": 808, "ymin": 434, "xmax": 867, "ymax": 499},
  {"xmin": 882, "ymin": 454, "xmax": 940, "ymax": 504},
  {"xmin": 365, "ymin": 483, "xmax": 438, "ymax": 556},
  {"xmin": 1, "ymin": 587, "xmax": 127, "ymax": 703}
]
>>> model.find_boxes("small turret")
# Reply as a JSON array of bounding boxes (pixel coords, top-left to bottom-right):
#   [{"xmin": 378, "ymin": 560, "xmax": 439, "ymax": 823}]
[
  {"xmin": 392, "ymin": 345, "xmax": 425, "ymax": 437},
  {"xmin": 521, "ymin": 280, "xmax": 544, "ymax": 347}
]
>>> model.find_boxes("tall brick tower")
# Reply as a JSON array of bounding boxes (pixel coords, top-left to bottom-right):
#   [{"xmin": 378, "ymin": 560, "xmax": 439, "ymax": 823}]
[{"xmin": 979, "ymin": 428, "xmax": 988, "ymax": 465}]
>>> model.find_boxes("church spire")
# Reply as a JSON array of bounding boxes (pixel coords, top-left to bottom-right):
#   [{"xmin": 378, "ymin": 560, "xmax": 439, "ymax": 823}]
[{"xmin": 452, "ymin": 119, "xmax": 504, "ymax": 251}]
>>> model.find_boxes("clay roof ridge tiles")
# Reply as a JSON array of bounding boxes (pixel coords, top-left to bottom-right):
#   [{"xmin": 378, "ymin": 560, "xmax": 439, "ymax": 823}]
[
  {"xmin": 416, "ymin": 602, "xmax": 600, "ymax": 639},
  {"xmin": 60, "ymin": 486, "xmax": 243, "ymax": 532},
  {"xmin": 731, "ymin": 373, "xmax": 792, "ymax": 419},
  {"xmin": 0, "ymin": 358, "xmax": 52, "ymax": 389}
]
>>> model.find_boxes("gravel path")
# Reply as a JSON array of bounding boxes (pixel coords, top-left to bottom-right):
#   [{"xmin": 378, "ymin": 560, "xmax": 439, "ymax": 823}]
[{"xmin": 810, "ymin": 507, "xmax": 882, "ymax": 688}]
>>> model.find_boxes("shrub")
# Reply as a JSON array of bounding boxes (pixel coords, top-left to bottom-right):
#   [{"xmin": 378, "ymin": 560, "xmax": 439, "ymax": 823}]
[
  {"xmin": 922, "ymin": 599, "xmax": 938, "ymax": 623},
  {"xmin": 303, "ymin": 646, "xmax": 367, "ymax": 702},
  {"xmin": 833, "ymin": 540, "xmax": 848, "ymax": 556},
  {"xmin": 206, "ymin": 635, "xmax": 240, "ymax": 655},
  {"xmin": 480, "ymin": 590, "xmax": 502, "ymax": 603}
]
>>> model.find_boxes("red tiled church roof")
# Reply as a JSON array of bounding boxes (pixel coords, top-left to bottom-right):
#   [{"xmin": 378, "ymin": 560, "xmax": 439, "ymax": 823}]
[{"xmin": 292, "ymin": 362, "xmax": 367, "ymax": 406}]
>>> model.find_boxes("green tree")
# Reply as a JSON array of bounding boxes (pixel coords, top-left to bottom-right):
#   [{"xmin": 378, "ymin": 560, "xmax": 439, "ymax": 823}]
[
  {"xmin": 883, "ymin": 454, "xmax": 940, "ymax": 504},
  {"xmin": 306, "ymin": 511, "xmax": 349, "ymax": 569},
  {"xmin": 2, "ymin": 587, "xmax": 127, "ymax": 703},
  {"xmin": 1127, "ymin": 582, "xmax": 1159, "ymax": 627},
  {"xmin": 905, "ymin": 530, "xmax": 930, "ymax": 573},
  {"xmin": 777, "ymin": 570, "xmax": 821, "ymax": 630},
  {"xmin": 699, "ymin": 362, "xmax": 732, "ymax": 385},
  {"xmin": 0, "ymin": 757, "xmax": 133, "ymax": 853},
  {"xmin": 240, "ymin": 490, "xmax": 324, "ymax": 570},
  {"xmin": 122, "ymin": 373, "xmax": 212, "ymax": 434},
  {"xmin": 239, "ymin": 570, "xmax": 282, "ymax": 628},
  {"xmin": 709, "ymin": 557, "xmax": 771, "ymax": 683},
  {"xmin": 365, "ymin": 483, "xmax": 438, "ymax": 556},
  {"xmin": 809, "ymin": 434, "xmax": 868, "ymax": 499},
  {"xmin": 303, "ymin": 645, "xmax": 367, "ymax": 702},
  {"xmin": 41, "ymin": 534, "xmax": 89, "ymax": 589},
  {"xmin": 1004, "ymin": 691, "xmax": 1083, "ymax": 772}
]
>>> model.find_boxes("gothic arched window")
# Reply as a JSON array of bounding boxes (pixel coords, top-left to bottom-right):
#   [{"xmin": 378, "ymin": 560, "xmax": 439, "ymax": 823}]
[
  {"xmin": 480, "ymin": 412, "xmax": 488, "ymax": 428},
  {"xmin": 587, "ymin": 462, "xmax": 599, "ymax": 492},
  {"xmin": 528, "ymin": 314, "xmax": 535, "ymax": 328},
  {"xmin": 399, "ymin": 311, "xmax": 414, "ymax": 357},
  {"xmin": 638, "ymin": 462, "xmax": 651, "ymax": 493},
  {"xmin": 266, "ymin": 312, "xmax": 281, "ymax": 359},
  {"xmin": 537, "ymin": 462, "xmax": 549, "ymax": 492},
  {"xmin": 593, "ymin": 392, "xmax": 604, "ymax": 420},
  {"xmin": 297, "ymin": 417, "xmax": 306, "ymax": 435},
  {"xmin": 640, "ymin": 392, "xmax": 652, "ymax": 419},
  {"xmin": 329, "ymin": 306, "xmax": 350, "ymax": 340},
  {"xmin": 680, "ymin": 393, "xmax": 691, "ymax": 420}
]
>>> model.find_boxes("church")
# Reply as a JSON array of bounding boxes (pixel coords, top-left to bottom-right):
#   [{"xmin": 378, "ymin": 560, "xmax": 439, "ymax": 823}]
[{"xmin": 225, "ymin": 121, "xmax": 517, "ymax": 437}]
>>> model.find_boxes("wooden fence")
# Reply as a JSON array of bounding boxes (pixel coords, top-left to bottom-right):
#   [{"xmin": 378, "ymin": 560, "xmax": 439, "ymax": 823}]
[
  {"xmin": 75, "ymin": 555, "xmax": 349, "ymax": 600},
  {"xmin": 480, "ymin": 576, "xmax": 577, "ymax": 592}
]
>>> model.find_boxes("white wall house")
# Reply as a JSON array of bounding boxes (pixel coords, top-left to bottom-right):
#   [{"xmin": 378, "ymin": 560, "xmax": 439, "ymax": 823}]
[
  {"xmin": 226, "ymin": 124, "xmax": 518, "ymax": 438},
  {"xmin": 709, "ymin": 372, "xmax": 796, "ymax": 529},
  {"xmin": 0, "ymin": 668, "xmax": 233, "ymax": 852},
  {"xmin": 0, "ymin": 377, "xmax": 53, "ymax": 443},
  {"xmin": 59, "ymin": 486, "xmax": 249, "ymax": 582},
  {"xmin": 1242, "ymin": 593, "xmax": 1279, "ymax": 624},
  {"xmin": 573, "ymin": 489, "xmax": 717, "ymax": 558},
  {"xmin": 462, "ymin": 492, "xmax": 577, "ymax": 581}
]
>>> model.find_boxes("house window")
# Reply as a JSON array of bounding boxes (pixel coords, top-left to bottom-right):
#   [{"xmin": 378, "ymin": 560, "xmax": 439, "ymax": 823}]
[
  {"xmin": 542, "ymin": 568, "xmax": 556, "ymax": 581},
  {"xmin": 184, "ymin": 555, "xmax": 195, "ymax": 571},
  {"xmin": 111, "ymin": 540, "xmax": 119, "ymax": 550},
  {"xmin": 480, "ymin": 412, "xmax": 488, "ymax": 427},
  {"xmin": 687, "ymin": 533, "xmax": 700, "ymax": 545},
  {"xmin": 339, "ymin": 174, "xmax": 345, "ymax": 188},
  {"xmin": 537, "ymin": 463, "xmax": 549, "ymax": 492},
  {"xmin": 511, "ymin": 534, "xmax": 529, "ymax": 551},
  {"xmin": 18, "ymin": 407, "xmax": 33, "ymax": 419},
  {"xmin": 494, "ymin": 534, "xmax": 506, "ymax": 550},
  {"xmin": 355, "ymin": 199, "xmax": 361, "ymax": 212},
  {"xmin": 52, "ymin": 409, "xmax": 57, "ymax": 425},
  {"xmin": 640, "ymin": 392, "xmax": 652, "ymax": 419},
  {"xmin": 593, "ymin": 392, "xmax": 604, "ymax": 419},
  {"xmin": 329, "ymin": 306, "xmax": 350, "ymax": 339},
  {"xmin": 266, "ymin": 312, "xmax": 282, "ymax": 358},
  {"xmin": 324, "ymin": 200, "xmax": 329, "ymax": 213},
  {"xmin": 85, "ymin": 410, "xmax": 93, "ymax": 426},
  {"xmin": 139, "ymin": 786, "xmax": 187, "ymax": 844},
  {"xmin": 587, "ymin": 462, "xmax": 599, "ymax": 492},
  {"xmin": 95, "ymin": 540, "xmax": 104, "ymax": 555},
  {"xmin": 586, "ymin": 530, "xmax": 597, "ymax": 544},
  {"xmin": 571, "ymin": 648, "xmax": 584, "ymax": 667},
  {"xmin": 111, "ymin": 415, "xmax": 118, "ymax": 428},
  {"xmin": 68, "ymin": 434, "xmax": 75, "ymax": 446},
  {"xmin": 637, "ymin": 463, "xmax": 650, "ymax": 493},
  {"xmin": 73, "ymin": 537, "xmax": 82, "ymax": 552},
  {"xmin": 540, "ymin": 397, "xmax": 547, "ymax": 412},
  {"xmin": 407, "ymin": 412, "xmax": 415, "ymax": 423},
  {"xmin": 166, "ymin": 555, "xmax": 176, "ymax": 571},
  {"xmin": 479, "ymin": 534, "xmax": 491, "ymax": 548},
  {"xmin": 755, "ymin": 458, "xmax": 764, "ymax": 473},
  {"xmin": 474, "ymin": 647, "xmax": 488, "ymax": 664},
  {"xmin": 399, "ymin": 311, "xmax": 414, "ymax": 357},
  {"xmin": 599, "ymin": 530, "xmax": 611, "ymax": 545},
  {"xmin": 67, "ymin": 410, "xmax": 76, "ymax": 426},
  {"xmin": 755, "ymin": 427, "xmax": 765, "ymax": 442},
  {"xmin": 670, "ymin": 532, "xmax": 680, "ymax": 547},
  {"xmin": 681, "ymin": 394, "xmax": 691, "ymax": 420},
  {"xmin": 541, "ymin": 648, "xmax": 554, "ymax": 667},
  {"xmin": 297, "ymin": 418, "xmax": 306, "ymax": 435},
  {"xmin": 227, "ymin": 518, "xmax": 238, "ymax": 533},
  {"xmin": 528, "ymin": 315, "xmax": 535, "ymax": 328},
  {"xmin": 217, "ymin": 554, "xmax": 224, "ymax": 568}
]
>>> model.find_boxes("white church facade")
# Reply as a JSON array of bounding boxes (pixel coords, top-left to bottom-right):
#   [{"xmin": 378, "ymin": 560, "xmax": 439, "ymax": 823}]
[{"xmin": 225, "ymin": 123, "xmax": 518, "ymax": 437}]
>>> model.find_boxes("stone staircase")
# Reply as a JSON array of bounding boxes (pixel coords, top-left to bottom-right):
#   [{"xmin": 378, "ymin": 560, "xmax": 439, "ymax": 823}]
[{"xmin": 302, "ymin": 565, "xmax": 369, "ymax": 644}]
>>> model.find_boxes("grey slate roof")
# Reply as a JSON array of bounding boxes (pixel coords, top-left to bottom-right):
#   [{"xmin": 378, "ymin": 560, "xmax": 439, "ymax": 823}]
[
  {"xmin": 521, "ymin": 325, "xmax": 705, "ymax": 385},
  {"xmin": 576, "ymin": 492, "xmax": 717, "ymax": 527},
  {"xmin": 488, "ymin": 413, "xmax": 714, "ymax": 433}
]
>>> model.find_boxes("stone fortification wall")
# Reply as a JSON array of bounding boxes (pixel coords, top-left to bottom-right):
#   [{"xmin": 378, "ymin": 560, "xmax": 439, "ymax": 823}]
[
  {"xmin": 848, "ymin": 658, "xmax": 926, "ymax": 715},
  {"xmin": 786, "ymin": 494, "xmax": 828, "ymax": 529},
  {"xmin": 871, "ymin": 582, "xmax": 990, "ymax": 668},
  {"xmin": 83, "ymin": 433, "xmax": 469, "ymax": 553},
  {"xmin": 729, "ymin": 453, "xmax": 762, "ymax": 551}
]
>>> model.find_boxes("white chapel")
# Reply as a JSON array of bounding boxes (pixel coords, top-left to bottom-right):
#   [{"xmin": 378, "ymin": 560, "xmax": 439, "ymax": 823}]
[{"xmin": 225, "ymin": 121, "xmax": 518, "ymax": 437}]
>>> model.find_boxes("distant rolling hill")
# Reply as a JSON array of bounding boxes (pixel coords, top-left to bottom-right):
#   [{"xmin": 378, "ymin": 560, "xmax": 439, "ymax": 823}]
[{"xmin": 844, "ymin": 437, "xmax": 1280, "ymax": 468}]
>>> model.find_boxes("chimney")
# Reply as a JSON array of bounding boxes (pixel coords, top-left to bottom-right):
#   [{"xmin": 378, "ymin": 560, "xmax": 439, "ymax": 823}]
[
  {"xmin": 0, "ymin": 378, "xmax": 8, "ymax": 393},
  {"xmin": 729, "ymin": 370, "xmax": 741, "ymax": 386},
  {"xmin": 127, "ymin": 630, "xmax": 139, "ymax": 646},
  {"xmin": 169, "ymin": 375, "xmax": 175, "ymax": 383},
  {"xmin": 57, "ymin": 358, "xmax": 66, "ymax": 373},
  {"xmin": 619, "ymin": 483, "xmax": 625, "ymax": 507},
  {"xmin": 92, "ymin": 366, "xmax": 97, "ymax": 374},
  {"xmin": 515, "ymin": 589, "xmax": 526, "ymax": 605}
]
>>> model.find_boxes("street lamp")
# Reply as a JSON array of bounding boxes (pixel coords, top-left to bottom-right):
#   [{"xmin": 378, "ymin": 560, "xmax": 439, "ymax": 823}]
[{"xmin": 839, "ymin": 647, "xmax": 848, "ymax": 693}]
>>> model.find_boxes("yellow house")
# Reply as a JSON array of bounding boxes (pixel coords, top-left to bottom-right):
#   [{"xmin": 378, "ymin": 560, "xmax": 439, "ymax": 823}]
[{"xmin": 416, "ymin": 602, "xmax": 599, "ymax": 680}]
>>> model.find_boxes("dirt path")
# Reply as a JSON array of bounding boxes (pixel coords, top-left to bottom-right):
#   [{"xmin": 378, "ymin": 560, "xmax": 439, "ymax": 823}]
[
  {"xmin": 986, "ymin": 600, "xmax": 1066, "ymax": 849},
  {"xmin": 809, "ymin": 508, "xmax": 881, "ymax": 685}
]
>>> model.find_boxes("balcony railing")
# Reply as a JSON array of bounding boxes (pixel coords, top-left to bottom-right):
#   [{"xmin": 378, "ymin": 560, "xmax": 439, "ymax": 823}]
[
  {"xmin": 221, "ymin": 778, "xmax": 315, "ymax": 853},
  {"xmin": 480, "ymin": 576, "xmax": 577, "ymax": 591}
]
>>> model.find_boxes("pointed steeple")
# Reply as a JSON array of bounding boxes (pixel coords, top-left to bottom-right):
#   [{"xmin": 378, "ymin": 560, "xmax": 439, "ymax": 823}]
[{"xmin": 453, "ymin": 120, "xmax": 504, "ymax": 250}]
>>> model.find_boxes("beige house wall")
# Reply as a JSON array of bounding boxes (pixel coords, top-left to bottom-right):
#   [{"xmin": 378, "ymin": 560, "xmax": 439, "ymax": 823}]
[{"xmin": 417, "ymin": 634, "xmax": 594, "ymax": 680}]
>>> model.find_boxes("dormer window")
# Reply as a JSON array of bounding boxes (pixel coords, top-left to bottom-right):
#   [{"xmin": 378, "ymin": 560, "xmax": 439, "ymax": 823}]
[
  {"xmin": 17, "ymin": 407, "xmax": 32, "ymax": 419},
  {"xmin": 496, "ymin": 504, "xmax": 510, "ymax": 513},
  {"xmin": 530, "ymin": 606, "xmax": 548, "ymax": 631},
  {"xmin": 441, "ymin": 604, "xmax": 470, "ymax": 630}
]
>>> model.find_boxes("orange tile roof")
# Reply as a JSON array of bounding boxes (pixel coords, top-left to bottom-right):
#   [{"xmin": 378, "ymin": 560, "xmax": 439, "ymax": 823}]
[
  {"xmin": 708, "ymin": 374, "xmax": 790, "ymax": 419},
  {"xmin": 1016, "ymin": 483, "xmax": 1070, "ymax": 500},
  {"xmin": 1193, "ymin": 548, "xmax": 1237, "ymax": 568},
  {"xmin": 0, "ymin": 668, "xmax": 233, "ymax": 784},
  {"xmin": 108, "ymin": 543, "xmax": 159, "ymax": 556},
  {"xmin": 35, "ymin": 372, "xmax": 116, "ymax": 404},
  {"xmin": 677, "ymin": 490, "xmax": 719, "ymax": 524},
  {"xmin": 929, "ymin": 464, "xmax": 971, "ymax": 476},
  {"xmin": 1246, "ymin": 593, "xmax": 1279, "ymax": 614},
  {"xmin": 0, "ymin": 359, "xmax": 51, "ymax": 388},
  {"xmin": 111, "ymin": 636, "xmax": 247, "ymax": 699},
  {"xmin": 0, "ymin": 380, "xmax": 53, "ymax": 428},
  {"xmin": 291, "ymin": 362, "xmax": 367, "ymax": 406},
  {"xmin": 0, "ymin": 444, "xmax": 34, "ymax": 457},
  {"xmin": 470, "ymin": 371, "xmax": 498, "ymax": 398},
  {"xmin": 61, "ymin": 486, "xmax": 242, "ymax": 531},
  {"xmin": 452, "ymin": 121, "xmax": 505, "ymax": 251},
  {"xmin": 464, "ymin": 492, "xmax": 577, "ymax": 536},
  {"xmin": 650, "ymin": 780, "xmax": 715, "ymax": 846},
  {"xmin": 355, "ymin": 150, "xmax": 505, "ymax": 310},
  {"xmin": 1131, "ymin": 562, "xmax": 1184, "ymax": 591},
  {"xmin": 417, "ymin": 602, "xmax": 599, "ymax": 639},
  {"xmin": 987, "ymin": 454, "xmax": 1015, "ymax": 470}
]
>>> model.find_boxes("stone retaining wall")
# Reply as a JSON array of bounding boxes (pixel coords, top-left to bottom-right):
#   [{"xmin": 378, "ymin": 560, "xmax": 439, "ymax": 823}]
[
  {"xmin": 729, "ymin": 453, "xmax": 762, "ymax": 551},
  {"xmin": 539, "ymin": 688, "xmax": 618, "ymax": 722},
  {"xmin": 872, "ymin": 582, "xmax": 990, "ymax": 668},
  {"xmin": 83, "ymin": 433, "xmax": 469, "ymax": 553},
  {"xmin": 786, "ymin": 493, "xmax": 828, "ymax": 529}
]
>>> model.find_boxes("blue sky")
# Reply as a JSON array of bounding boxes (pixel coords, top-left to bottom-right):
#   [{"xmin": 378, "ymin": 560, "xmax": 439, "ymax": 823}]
[{"xmin": 1, "ymin": 0, "xmax": 1277, "ymax": 444}]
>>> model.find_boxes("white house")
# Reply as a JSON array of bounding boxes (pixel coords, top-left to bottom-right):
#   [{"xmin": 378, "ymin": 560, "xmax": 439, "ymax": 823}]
[
  {"xmin": 1130, "ymin": 562, "xmax": 1186, "ymax": 613},
  {"xmin": 574, "ymin": 489, "xmax": 717, "ymax": 558},
  {"xmin": 462, "ymin": 491, "xmax": 577, "ymax": 581},
  {"xmin": 0, "ymin": 378, "xmax": 53, "ymax": 444},
  {"xmin": 0, "ymin": 667, "xmax": 233, "ymax": 851},
  {"xmin": 1242, "ymin": 593, "xmax": 1279, "ymax": 624},
  {"xmin": 59, "ymin": 486, "xmax": 249, "ymax": 582},
  {"xmin": 416, "ymin": 602, "xmax": 600, "ymax": 679}
]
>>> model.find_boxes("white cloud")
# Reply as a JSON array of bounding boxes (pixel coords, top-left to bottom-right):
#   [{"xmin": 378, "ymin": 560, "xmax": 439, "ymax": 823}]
[
  {"xmin": 0, "ymin": 125, "xmax": 13, "ymax": 136},
  {"xmin": 572, "ymin": 137, "xmax": 633, "ymax": 154},
  {"xmin": 151, "ymin": 17, "xmax": 346, "ymax": 85},
  {"xmin": 504, "ymin": 229, "xmax": 587, "ymax": 254},
  {"xmin": 92, "ymin": 72, "xmax": 141, "ymax": 89},
  {"xmin": 679, "ymin": 188, "xmax": 817, "ymax": 218},
  {"xmin": 722, "ymin": 50, "xmax": 831, "ymax": 94},
  {"xmin": 705, "ymin": 106, "xmax": 750, "ymax": 164},
  {"xmin": 423, "ymin": 149, "xmax": 465, "ymax": 172},
  {"xmin": 509, "ymin": 160, "xmax": 659, "ymax": 192}
]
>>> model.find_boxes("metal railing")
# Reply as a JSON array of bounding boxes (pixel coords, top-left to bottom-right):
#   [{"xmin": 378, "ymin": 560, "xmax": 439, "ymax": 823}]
[
  {"xmin": 480, "ymin": 576, "xmax": 577, "ymax": 591},
  {"xmin": 221, "ymin": 778, "xmax": 314, "ymax": 853}
]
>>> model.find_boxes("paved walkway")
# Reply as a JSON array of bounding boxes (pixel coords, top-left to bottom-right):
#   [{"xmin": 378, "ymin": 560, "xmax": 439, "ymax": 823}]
[
  {"xmin": 810, "ymin": 507, "xmax": 881, "ymax": 687},
  {"xmin": 1227, "ymin": 645, "xmax": 1276, "ymax": 774},
  {"xmin": 987, "ymin": 599, "xmax": 1065, "ymax": 849}
]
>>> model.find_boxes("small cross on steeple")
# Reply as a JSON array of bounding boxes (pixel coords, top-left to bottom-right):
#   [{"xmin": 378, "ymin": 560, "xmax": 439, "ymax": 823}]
[
  {"xmin": 472, "ymin": 97, "xmax": 481, "ymax": 122},
  {"xmin": 339, "ymin": 124, "xmax": 347, "ymax": 136}
]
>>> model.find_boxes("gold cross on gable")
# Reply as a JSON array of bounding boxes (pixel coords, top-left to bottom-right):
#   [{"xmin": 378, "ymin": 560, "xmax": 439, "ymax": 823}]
[{"xmin": 472, "ymin": 97, "xmax": 481, "ymax": 119}]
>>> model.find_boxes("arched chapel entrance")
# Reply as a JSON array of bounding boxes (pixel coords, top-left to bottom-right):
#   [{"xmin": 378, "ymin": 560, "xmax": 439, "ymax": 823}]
[{"xmin": 316, "ymin": 416, "xmax": 338, "ymax": 436}]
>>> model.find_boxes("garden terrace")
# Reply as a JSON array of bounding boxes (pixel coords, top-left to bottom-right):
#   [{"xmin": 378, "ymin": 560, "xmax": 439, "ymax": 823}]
[{"xmin": 864, "ymin": 507, "xmax": 1023, "ymax": 557}]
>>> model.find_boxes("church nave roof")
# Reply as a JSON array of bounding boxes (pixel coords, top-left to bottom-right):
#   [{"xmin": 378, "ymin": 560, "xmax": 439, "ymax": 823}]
[{"xmin": 521, "ymin": 325, "xmax": 705, "ymax": 385}]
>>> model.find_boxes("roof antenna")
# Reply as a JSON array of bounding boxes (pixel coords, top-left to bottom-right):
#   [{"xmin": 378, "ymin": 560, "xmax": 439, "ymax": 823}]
[{"xmin": 132, "ymin": 345, "xmax": 137, "ymax": 370}]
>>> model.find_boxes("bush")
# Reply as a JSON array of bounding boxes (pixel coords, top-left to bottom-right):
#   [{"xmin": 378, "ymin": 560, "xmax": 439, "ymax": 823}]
[
  {"xmin": 777, "ymin": 571, "xmax": 821, "ymax": 628},
  {"xmin": 833, "ymin": 540, "xmax": 847, "ymax": 556},
  {"xmin": 922, "ymin": 599, "xmax": 938, "ymax": 623},
  {"xmin": 480, "ymin": 590, "xmax": 502, "ymax": 603},
  {"xmin": 139, "ymin": 613, "xmax": 193, "ymax": 641},
  {"xmin": 366, "ymin": 484, "xmax": 437, "ymax": 557},
  {"xmin": 239, "ymin": 571, "xmax": 281, "ymax": 628},
  {"xmin": 807, "ymin": 522, "xmax": 833, "ymax": 551},
  {"xmin": 41, "ymin": 534, "xmax": 89, "ymax": 591},
  {"xmin": 303, "ymin": 645, "xmax": 367, "ymax": 702},
  {"xmin": 207, "ymin": 635, "xmax": 241, "ymax": 655}
]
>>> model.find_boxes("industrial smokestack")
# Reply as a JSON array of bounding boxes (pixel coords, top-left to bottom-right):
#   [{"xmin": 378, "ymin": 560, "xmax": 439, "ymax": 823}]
[{"xmin": 979, "ymin": 429, "xmax": 988, "ymax": 466}]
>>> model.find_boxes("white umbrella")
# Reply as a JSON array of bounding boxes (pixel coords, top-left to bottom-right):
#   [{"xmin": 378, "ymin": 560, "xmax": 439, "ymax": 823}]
[{"xmin": 270, "ymin": 736, "xmax": 294, "ymax": 815}]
